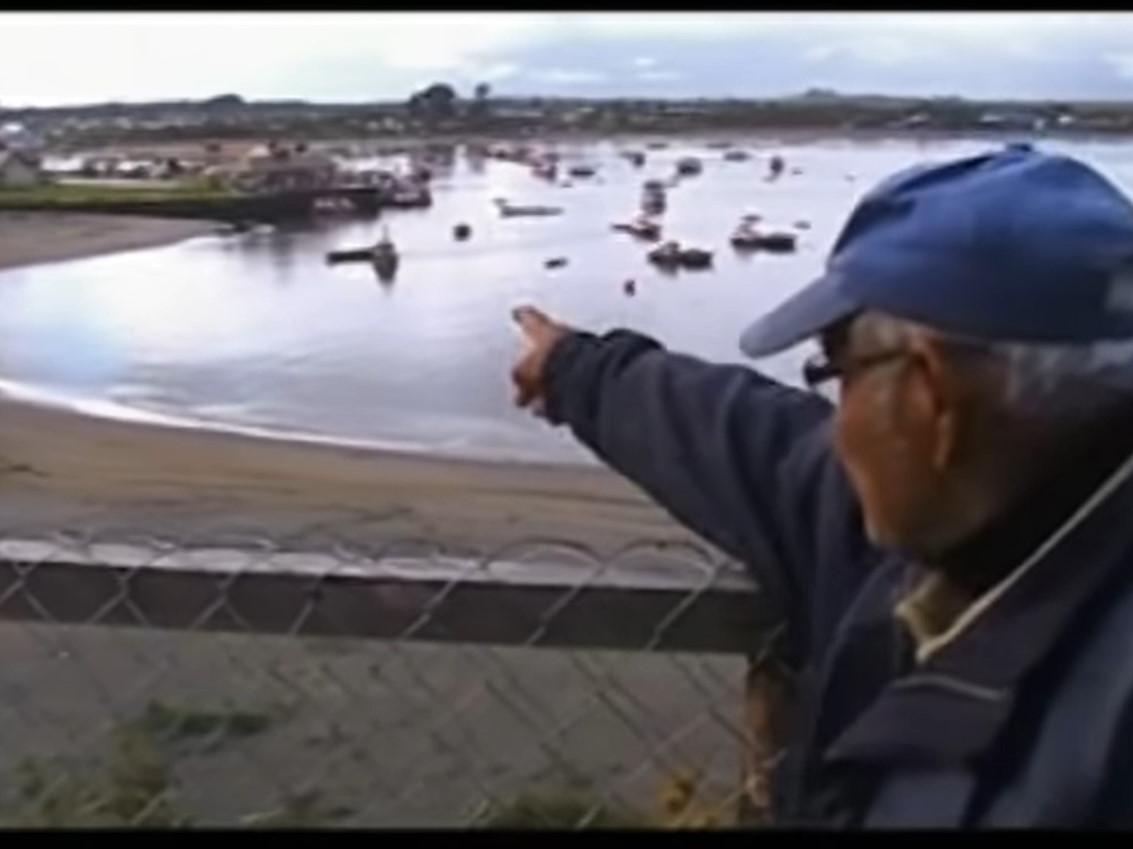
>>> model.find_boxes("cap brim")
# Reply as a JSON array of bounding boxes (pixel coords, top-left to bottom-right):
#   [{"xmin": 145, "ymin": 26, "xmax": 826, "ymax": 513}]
[{"xmin": 739, "ymin": 270, "xmax": 861, "ymax": 358}]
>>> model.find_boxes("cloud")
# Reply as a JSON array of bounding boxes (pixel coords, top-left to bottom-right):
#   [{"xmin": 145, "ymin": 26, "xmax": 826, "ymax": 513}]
[
  {"xmin": 474, "ymin": 62, "xmax": 521, "ymax": 82},
  {"xmin": 1106, "ymin": 53, "xmax": 1133, "ymax": 79},
  {"xmin": 1, "ymin": 11, "xmax": 1131, "ymax": 105},
  {"xmin": 803, "ymin": 45, "xmax": 837, "ymax": 63},
  {"xmin": 0, "ymin": 12, "xmax": 553, "ymax": 104},
  {"xmin": 531, "ymin": 68, "xmax": 609, "ymax": 85},
  {"xmin": 636, "ymin": 70, "xmax": 683, "ymax": 83},
  {"xmin": 844, "ymin": 36, "xmax": 930, "ymax": 66}
]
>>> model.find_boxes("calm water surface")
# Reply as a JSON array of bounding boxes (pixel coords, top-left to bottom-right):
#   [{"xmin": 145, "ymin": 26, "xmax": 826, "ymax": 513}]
[{"xmin": 3, "ymin": 134, "xmax": 1133, "ymax": 465}]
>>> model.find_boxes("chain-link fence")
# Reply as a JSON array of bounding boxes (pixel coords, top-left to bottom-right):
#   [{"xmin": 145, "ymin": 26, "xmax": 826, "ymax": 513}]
[{"xmin": 0, "ymin": 518, "xmax": 788, "ymax": 828}]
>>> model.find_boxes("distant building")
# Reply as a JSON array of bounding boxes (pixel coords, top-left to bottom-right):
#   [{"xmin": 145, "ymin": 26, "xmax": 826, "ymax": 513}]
[
  {"xmin": 492, "ymin": 107, "xmax": 546, "ymax": 121},
  {"xmin": 977, "ymin": 111, "xmax": 1042, "ymax": 131},
  {"xmin": 0, "ymin": 122, "xmax": 45, "ymax": 153},
  {"xmin": 894, "ymin": 112, "xmax": 931, "ymax": 129},
  {"xmin": 0, "ymin": 150, "xmax": 45, "ymax": 187}
]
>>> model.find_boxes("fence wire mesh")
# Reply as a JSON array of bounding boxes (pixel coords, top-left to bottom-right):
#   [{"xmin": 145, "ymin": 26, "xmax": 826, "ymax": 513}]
[{"xmin": 0, "ymin": 520, "xmax": 789, "ymax": 828}]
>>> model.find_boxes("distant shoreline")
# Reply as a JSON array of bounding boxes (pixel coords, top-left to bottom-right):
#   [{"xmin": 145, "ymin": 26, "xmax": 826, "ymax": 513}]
[
  {"xmin": 0, "ymin": 211, "xmax": 219, "ymax": 271},
  {"xmin": 67, "ymin": 125, "xmax": 1110, "ymax": 161}
]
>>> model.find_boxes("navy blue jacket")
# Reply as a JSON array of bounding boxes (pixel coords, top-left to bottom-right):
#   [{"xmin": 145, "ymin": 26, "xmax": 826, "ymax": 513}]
[{"xmin": 543, "ymin": 328, "xmax": 1133, "ymax": 827}]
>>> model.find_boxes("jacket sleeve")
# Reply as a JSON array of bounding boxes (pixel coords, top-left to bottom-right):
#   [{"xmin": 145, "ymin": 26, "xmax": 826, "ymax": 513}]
[{"xmin": 543, "ymin": 328, "xmax": 879, "ymax": 661}]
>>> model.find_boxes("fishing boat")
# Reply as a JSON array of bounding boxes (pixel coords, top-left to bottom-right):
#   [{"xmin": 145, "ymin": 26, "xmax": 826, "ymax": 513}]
[
  {"xmin": 611, "ymin": 216, "xmax": 661, "ymax": 241},
  {"xmin": 675, "ymin": 157, "xmax": 703, "ymax": 177},
  {"xmin": 385, "ymin": 179, "xmax": 432, "ymax": 208},
  {"xmin": 647, "ymin": 241, "xmax": 713, "ymax": 270},
  {"xmin": 679, "ymin": 247, "xmax": 713, "ymax": 268},
  {"xmin": 312, "ymin": 196, "xmax": 356, "ymax": 215},
  {"xmin": 326, "ymin": 227, "xmax": 400, "ymax": 273},
  {"xmin": 372, "ymin": 231, "xmax": 399, "ymax": 278},
  {"xmin": 532, "ymin": 159, "xmax": 558, "ymax": 180},
  {"xmin": 755, "ymin": 232, "xmax": 797, "ymax": 253},
  {"xmin": 567, "ymin": 164, "xmax": 597, "ymax": 178},
  {"xmin": 730, "ymin": 222, "xmax": 797, "ymax": 253},
  {"xmin": 495, "ymin": 200, "xmax": 563, "ymax": 218},
  {"xmin": 648, "ymin": 241, "xmax": 683, "ymax": 268},
  {"xmin": 326, "ymin": 246, "xmax": 373, "ymax": 263},
  {"xmin": 641, "ymin": 179, "xmax": 667, "ymax": 214}
]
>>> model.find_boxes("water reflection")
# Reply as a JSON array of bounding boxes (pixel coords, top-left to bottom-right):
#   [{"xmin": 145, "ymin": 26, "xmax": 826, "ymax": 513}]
[{"xmin": 1, "ymin": 135, "xmax": 1132, "ymax": 464}]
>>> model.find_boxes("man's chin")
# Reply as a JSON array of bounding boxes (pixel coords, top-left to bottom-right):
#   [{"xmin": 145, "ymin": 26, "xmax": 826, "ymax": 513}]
[{"xmin": 863, "ymin": 518, "xmax": 941, "ymax": 561}]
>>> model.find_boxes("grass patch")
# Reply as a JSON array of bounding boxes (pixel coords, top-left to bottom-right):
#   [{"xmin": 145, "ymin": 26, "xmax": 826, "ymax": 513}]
[
  {"xmin": 0, "ymin": 700, "xmax": 276, "ymax": 827},
  {"xmin": 475, "ymin": 769, "xmax": 733, "ymax": 830},
  {"xmin": 0, "ymin": 181, "xmax": 234, "ymax": 207},
  {"xmin": 239, "ymin": 790, "xmax": 355, "ymax": 828},
  {"xmin": 138, "ymin": 699, "xmax": 274, "ymax": 742},
  {"xmin": 1, "ymin": 726, "xmax": 190, "ymax": 827},
  {"xmin": 475, "ymin": 790, "xmax": 648, "ymax": 829}
]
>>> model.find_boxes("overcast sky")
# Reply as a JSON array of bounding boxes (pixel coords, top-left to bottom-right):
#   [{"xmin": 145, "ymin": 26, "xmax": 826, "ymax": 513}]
[{"xmin": 4, "ymin": 12, "xmax": 1133, "ymax": 107}]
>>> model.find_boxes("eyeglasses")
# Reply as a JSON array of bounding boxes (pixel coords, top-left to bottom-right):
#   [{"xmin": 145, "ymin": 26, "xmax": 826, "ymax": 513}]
[{"xmin": 802, "ymin": 349, "xmax": 909, "ymax": 391}]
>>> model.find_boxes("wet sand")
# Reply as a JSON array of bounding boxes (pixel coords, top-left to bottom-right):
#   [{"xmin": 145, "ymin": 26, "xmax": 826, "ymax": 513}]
[
  {"xmin": 0, "ymin": 212, "xmax": 219, "ymax": 271},
  {"xmin": 0, "ymin": 385, "xmax": 691, "ymax": 555}
]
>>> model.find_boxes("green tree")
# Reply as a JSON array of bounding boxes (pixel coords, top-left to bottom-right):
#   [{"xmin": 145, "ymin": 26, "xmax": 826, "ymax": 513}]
[{"xmin": 408, "ymin": 83, "xmax": 458, "ymax": 123}]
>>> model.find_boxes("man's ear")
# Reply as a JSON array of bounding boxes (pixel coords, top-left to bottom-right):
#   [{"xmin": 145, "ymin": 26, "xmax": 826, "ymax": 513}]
[{"xmin": 906, "ymin": 332, "xmax": 961, "ymax": 473}]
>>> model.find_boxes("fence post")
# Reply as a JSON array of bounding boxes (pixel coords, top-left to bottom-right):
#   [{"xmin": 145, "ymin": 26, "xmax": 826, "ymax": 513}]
[{"xmin": 735, "ymin": 650, "xmax": 793, "ymax": 826}]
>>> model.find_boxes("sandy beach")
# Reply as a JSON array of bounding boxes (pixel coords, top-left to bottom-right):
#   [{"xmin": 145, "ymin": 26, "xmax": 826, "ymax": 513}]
[
  {"xmin": 0, "ymin": 384, "xmax": 691, "ymax": 555},
  {"xmin": 0, "ymin": 211, "xmax": 219, "ymax": 271}
]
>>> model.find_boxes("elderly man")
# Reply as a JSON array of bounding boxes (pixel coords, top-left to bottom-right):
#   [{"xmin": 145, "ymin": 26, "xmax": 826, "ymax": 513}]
[{"xmin": 510, "ymin": 143, "xmax": 1133, "ymax": 827}]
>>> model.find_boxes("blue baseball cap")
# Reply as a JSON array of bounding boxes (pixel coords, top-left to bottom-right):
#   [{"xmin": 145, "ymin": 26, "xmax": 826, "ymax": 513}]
[{"xmin": 739, "ymin": 143, "xmax": 1133, "ymax": 357}]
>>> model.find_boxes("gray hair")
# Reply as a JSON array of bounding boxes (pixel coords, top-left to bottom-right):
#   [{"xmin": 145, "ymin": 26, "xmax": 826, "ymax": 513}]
[{"xmin": 852, "ymin": 311, "xmax": 1133, "ymax": 426}]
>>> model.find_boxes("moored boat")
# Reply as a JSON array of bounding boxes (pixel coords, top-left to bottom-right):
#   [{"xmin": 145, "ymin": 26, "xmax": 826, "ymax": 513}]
[
  {"xmin": 496, "ymin": 200, "xmax": 563, "ymax": 217},
  {"xmin": 327, "ymin": 227, "xmax": 401, "ymax": 273},
  {"xmin": 641, "ymin": 179, "xmax": 667, "ymax": 214},
  {"xmin": 675, "ymin": 157, "xmax": 703, "ymax": 177},
  {"xmin": 730, "ymin": 222, "xmax": 797, "ymax": 253},
  {"xmin": 372, "ymin": 231, "xmax": 399, "ymax": 278},
  {"xmin": 647, "ymin": 240, "xmax": 713, "ymax": 270},
  {"xmin": 611, "ymin": 216, "xmax": 662, "ymax": 241}
]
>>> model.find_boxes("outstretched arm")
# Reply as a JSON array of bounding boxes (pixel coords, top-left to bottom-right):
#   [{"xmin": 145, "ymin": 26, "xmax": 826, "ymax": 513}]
[{"xmin": 511, "ymin": 307, "xmax": 877, "ymax": 657}]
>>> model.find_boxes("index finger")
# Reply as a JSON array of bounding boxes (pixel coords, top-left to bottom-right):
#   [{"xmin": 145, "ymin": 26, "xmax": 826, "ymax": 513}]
[{"xmin": 512, "ymin": 304, "xmax": 552, "ymax": 336}]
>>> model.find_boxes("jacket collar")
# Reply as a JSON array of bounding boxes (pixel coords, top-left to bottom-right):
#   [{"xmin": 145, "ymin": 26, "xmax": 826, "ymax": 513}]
[{"xmin": 826, "ymin": 445, "xmax": 1133, "ymax": 767}]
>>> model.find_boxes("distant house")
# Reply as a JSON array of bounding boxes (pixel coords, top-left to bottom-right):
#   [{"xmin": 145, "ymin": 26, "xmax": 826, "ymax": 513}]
[
  {"xmin": 492, "ymin": 107, "xmax": 546, "ymax": 121},
  {"xmin": 0, "ymin": 150, "xmax": 45, "ymax": 187},
  {"xmin": 0, "ymin": 122, "xmax": 45, "ymax": 153},
  {"xmin": 977, "ymin": 111, "xmax": 1041, "ymax": 131},
  {"xmin": 894, "ymin": 112, "xmax": 931, "ymax": 129}
]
